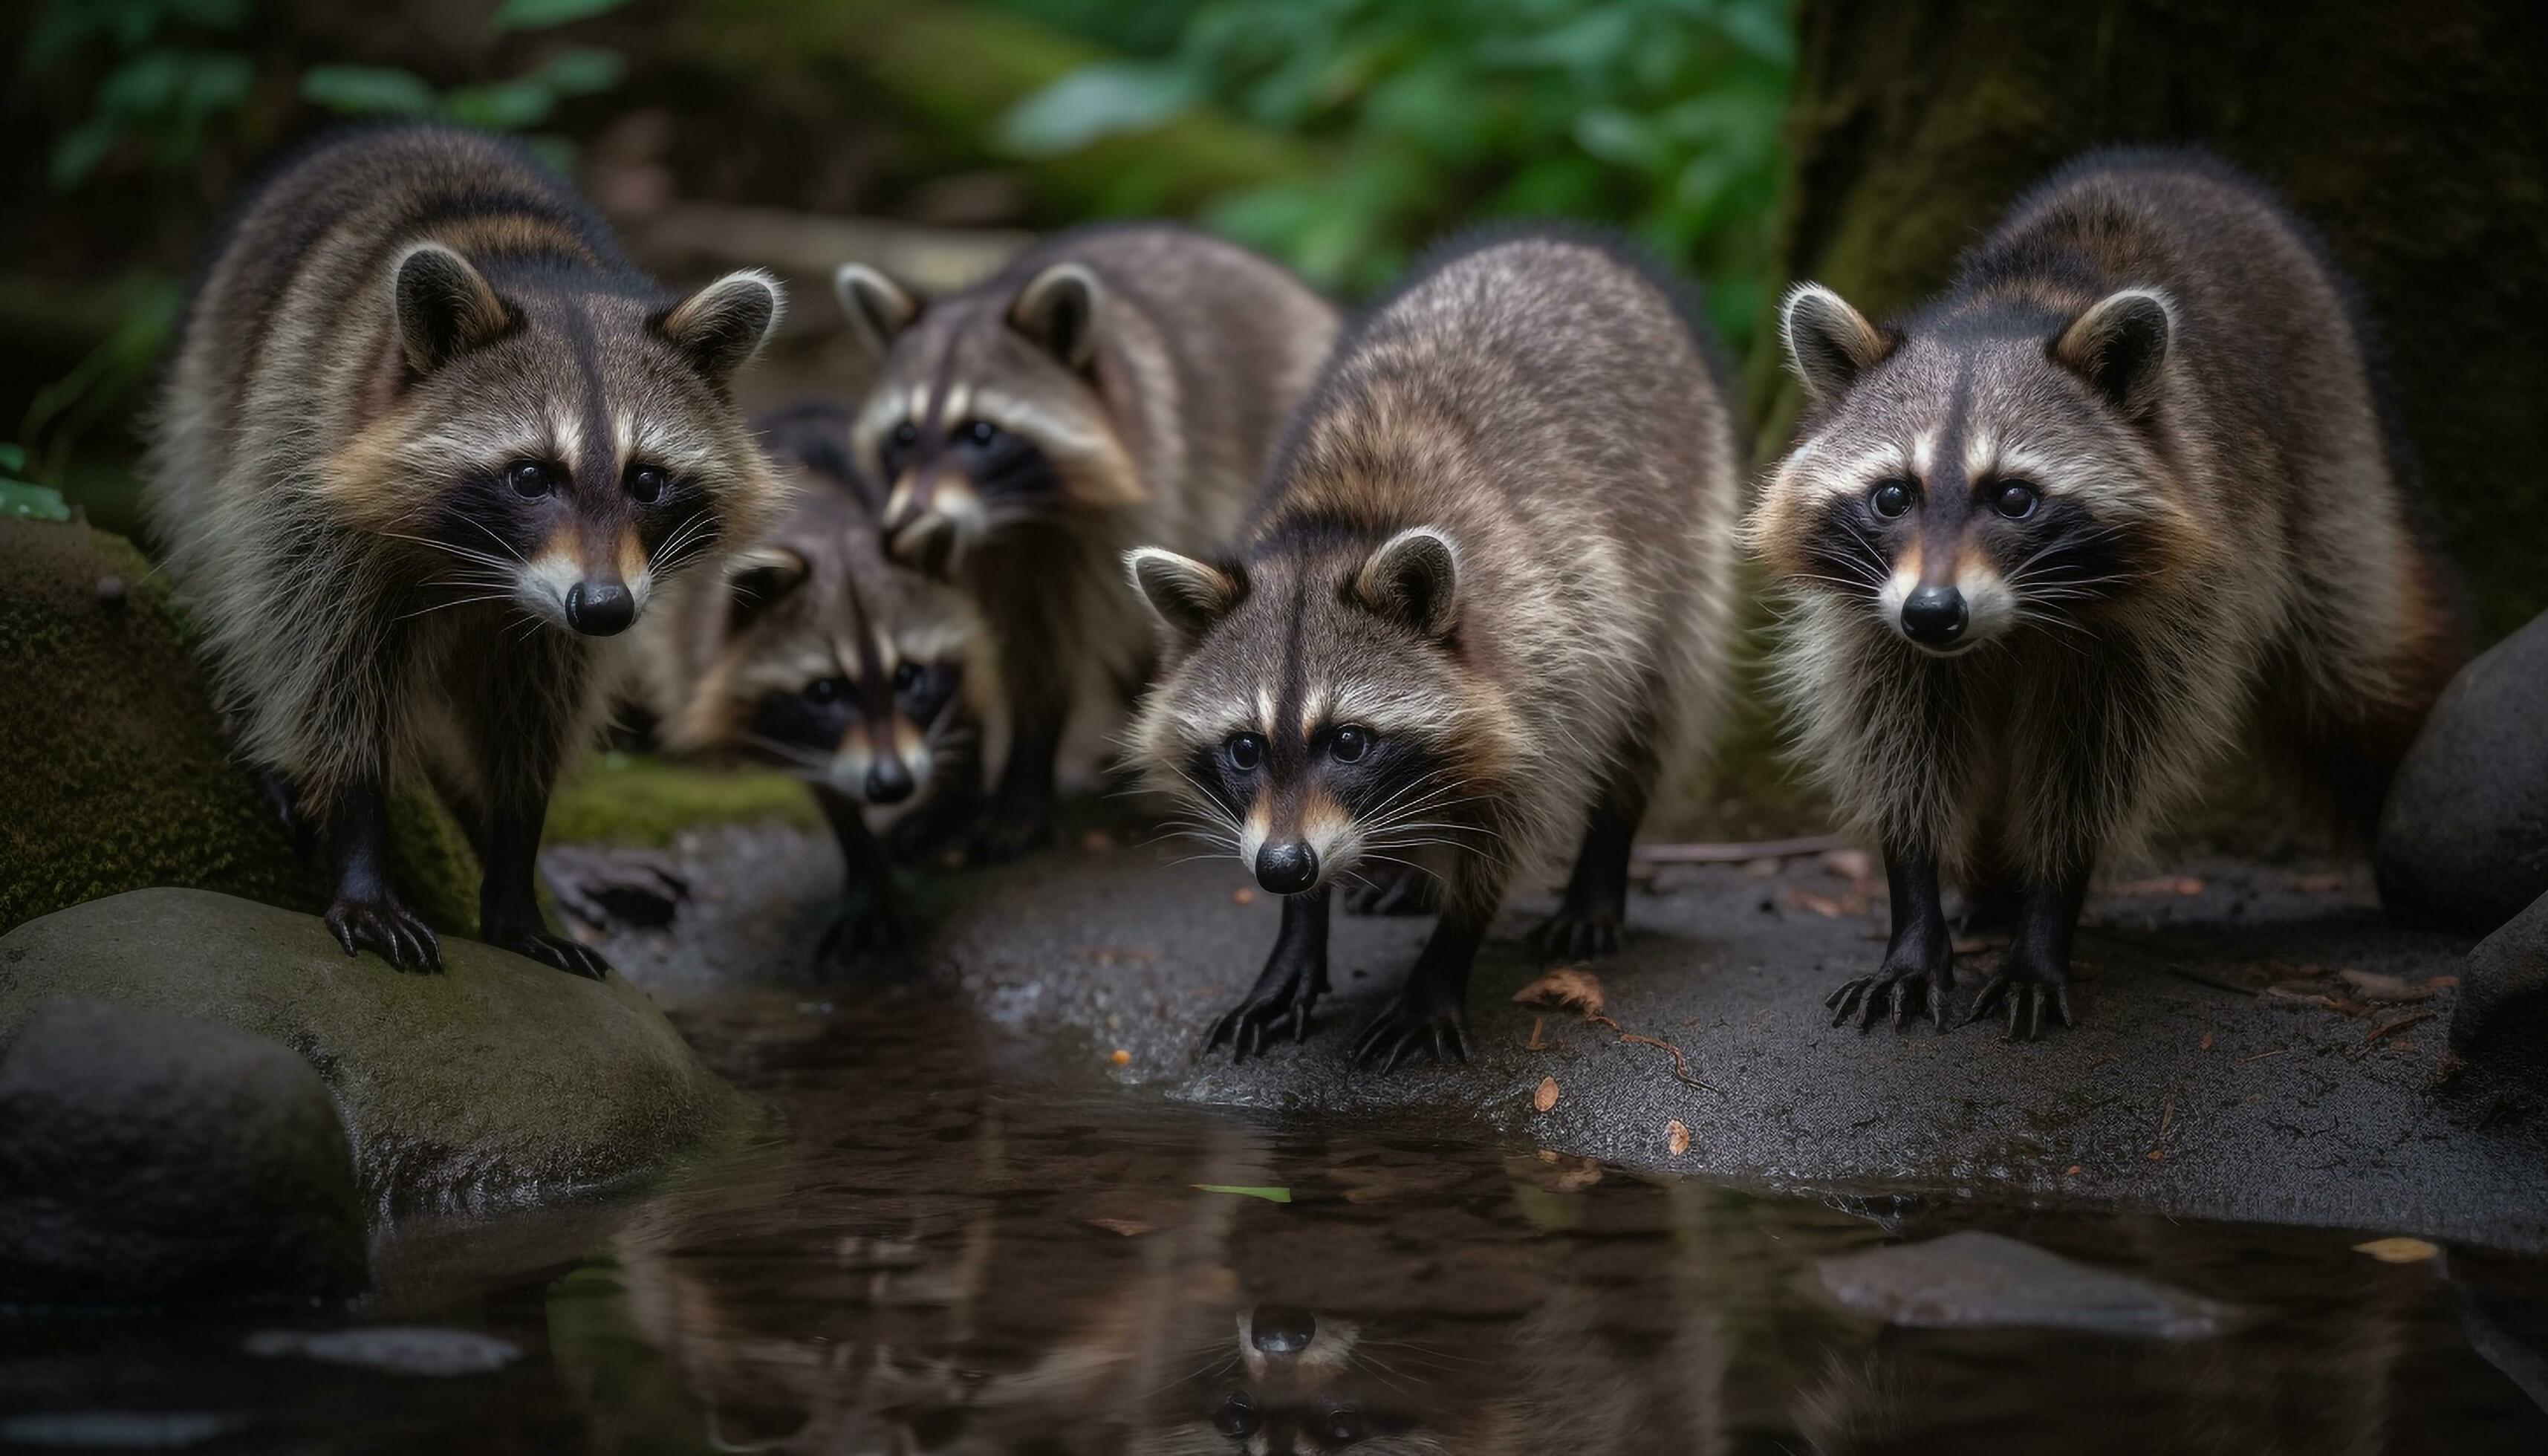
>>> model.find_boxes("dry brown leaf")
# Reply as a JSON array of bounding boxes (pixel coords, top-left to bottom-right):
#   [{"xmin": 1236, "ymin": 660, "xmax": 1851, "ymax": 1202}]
[
  {"xmin": 2062, "ymin": 1164, "xmax": 2083, "ymax": 1177},
  {"xmin": 1665, "ymin": 1119, "xmax": 1691, "ymax": 1157},
  {"xmin": 1232, "ymin": 886, "xmax": 1256, "ymax": 906},
  {"xmin": 2354, "ymin": 1236, "xmax": 2439, "ymax": 1264},
  {"xmin": 2199, "ymin": 1032, "xmax": 2215, "ymax": 1051},
  {"xmin": 1532, "ymin": 1076, "xmax": 1559, "ymax": 1113},
  {"xmin": 2361, "ymin": 1010, "xmax": 2433, "ymax": 1044},
  {"xmin": 1785, "ymin": 888, "xmax": 1849, "ymax": 918},
  {"xmin": 1524, "ymin": 1015, "xmax": 1546, "ymax": 1052},
  {"xmin": 1512, "ymin": 965, "xmax": 1606, "ymax": 1017},
  {"xmin": 2338, "ymin": 969, "xmax": 2433, "ymax": 1003},
  {"xmin": 2115, "ymin": 874, "xmax": 2206, "ymax": 897}
]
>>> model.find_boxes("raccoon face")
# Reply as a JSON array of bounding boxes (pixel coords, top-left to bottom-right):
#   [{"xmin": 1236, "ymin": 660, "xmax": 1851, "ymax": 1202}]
[
  {"xmin": 837, "ymin": 261, "xmax": 1141, "ymax": 576},
  {"xmin": 719, "ymin": 545, "xmax": 975, "ymax": 818},
  {"xmin": 1754, "ymin": 282, "xmax": 2186, "ymax": 657},
  {"xmin": 340, "ymin": 244, "xmax": 784, "ymax": 637},
  {"xmin": 1160, "ymin": 1307, "xmax": 1449, "ymax": 1453},
  {"xmin": 1129, "ymin": 529, "xmax": 1512, "ymax": 897}
]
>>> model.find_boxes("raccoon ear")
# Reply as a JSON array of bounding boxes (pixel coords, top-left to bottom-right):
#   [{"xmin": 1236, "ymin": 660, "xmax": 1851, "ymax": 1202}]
[
  {"xmin": 1780, "ymin": 283, "xmax": 1892, "ymax": 406},
  {"xmin": 391, "ymin": 243, "xmax": 513, "ymax": 376},
  {"xmin": 2055, "ymin": 287, "xmax": 2174, "ymax": 417},
  {"xmin": 661, "ymin": 269, "xmax": 786, "ymax": 386},
  {"xmin": 1354, "ymin": 527, "xmax": 1459, "ymax": 641},
  {"xmin": 723, "ymin": 545, "xmax": 809, "ymax": 638},
  {"xmin": 1126, "ymin": 547, "xmax": 1242, "ymax": 640},
  {"xmin": 833, "ymin": 263, "xmax": 919, "ymax": 357},
  {"xmin": 1009, "ymin": 263, "xmax": 1102, "ymax": 373}
]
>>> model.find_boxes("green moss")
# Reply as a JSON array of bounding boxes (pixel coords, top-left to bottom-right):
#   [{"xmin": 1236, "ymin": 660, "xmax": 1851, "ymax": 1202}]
[
  {"xmin": 0, "ymin": 520, "xmax": 476, "ymax": 934},
  {"xmin": 545, "ymin": 753, "xmax": 821, "ymax": 849}
]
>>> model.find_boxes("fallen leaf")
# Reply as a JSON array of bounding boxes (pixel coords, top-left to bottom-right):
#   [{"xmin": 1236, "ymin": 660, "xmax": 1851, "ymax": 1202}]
[
  {"xmin": 2147, "ymin": 1148, "xmax": 2167, "ymax": 1162},
  {"xmin": 1109, "ymin": 1049, "xmax": 1131, "ymax": 1067},
  {"xmin": 1786, "ymin": 888, "xmax": 1849, "ymax": 918},
  {"xmin": 1533, "ymin": 1076, "xmax": 1559, "ymax": 1113},
  {"xmin": 1665, "ymin": 1119, "xmax": 1691, "ymax": 1157},
  {"xmin": 1232, "ymin": 886, "xmax": 1255, "ymax": 905},
  {"xmin": 2361, "ymin": 1010, "xmax": 2433, "ymax": 1044},
  {"xmin": 2338, "ymin": 969, "xmax": 2433, "ymax": 1003},
  {"xmin": 2063, "ymin": 1164, "xmax": 2083, "ymax": 1177},
  {"xmin": 2114, "ymin": 875, "xmax": 2206, "ymax": 897},
  {"xmin": 2353, "ymin": 1236, "xmax": 2439, "ymax": 1264},
  {"xmin": 2199, "ymin": 1032, "xmax": 2214, "ymax": 1051},
  {"xmin": 1192, "ymin": 1184, "xmax": 1290, "ymax": 1203},
  {"xmin": 1088, "ymin": 1217, "xmax": 1151, "ymax": 1237},
  {"xmin": 2292, "ymin": 871, "xmax": 2346, "ymax": 894},
  {"xmin": 1513, "ymin": 966, "xmax": 1605, "ymax": 1017},
  {"xmin": 1524, "ymin": 1015, "xmax": 1546, "ymax": 1052}
]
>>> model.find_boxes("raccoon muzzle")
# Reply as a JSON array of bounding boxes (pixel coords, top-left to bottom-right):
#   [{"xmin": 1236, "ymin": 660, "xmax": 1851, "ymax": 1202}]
[{"xmin": 564, "ymin": 579, "xmax": 636, "ymax": 637}]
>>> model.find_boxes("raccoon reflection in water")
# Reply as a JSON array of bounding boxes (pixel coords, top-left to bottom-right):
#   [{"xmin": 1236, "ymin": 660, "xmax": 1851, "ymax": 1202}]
[{"xmin": 1126, "ymin": 228, "xmax": 1741, "ymax": 1070}]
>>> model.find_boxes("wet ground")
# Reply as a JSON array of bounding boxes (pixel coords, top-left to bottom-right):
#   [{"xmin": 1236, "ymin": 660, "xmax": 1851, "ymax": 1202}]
[
  {"xmin": 8, "ymin": 990, "xmax": 2546, "ymax": 1453},
  {"xmin": 602, "ymin": 820, "xmax": 2548, "ymax": 1252}
]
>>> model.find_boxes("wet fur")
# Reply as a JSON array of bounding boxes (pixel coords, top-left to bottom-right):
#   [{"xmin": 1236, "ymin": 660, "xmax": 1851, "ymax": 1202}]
[
  {"xmin": 1128, "ymin": 227, "xmax": 1741, "ymax": 1067},
  {"xmin": 842, "ymin": 224, "xmax": 1341, "ymax": 855},
  {"xmin": 1746, "ymin": 149, "xmax": 2464, "ymax": 1036},
  {"xmin": 146, "ymin": 123, "xmax": 784, "ymax": 973}
]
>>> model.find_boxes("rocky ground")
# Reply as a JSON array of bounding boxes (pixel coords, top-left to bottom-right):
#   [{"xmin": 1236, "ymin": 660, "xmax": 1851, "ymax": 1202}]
[{"xmin": 583, "ymin": 819, "xmax": 2548, "ymax": 1255}]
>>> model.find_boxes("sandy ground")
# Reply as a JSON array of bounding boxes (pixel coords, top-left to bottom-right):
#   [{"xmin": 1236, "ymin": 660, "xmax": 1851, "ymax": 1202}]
[{"xmin": 583, "ymin": 821, "xmax": 2547, "ymax": 1253}]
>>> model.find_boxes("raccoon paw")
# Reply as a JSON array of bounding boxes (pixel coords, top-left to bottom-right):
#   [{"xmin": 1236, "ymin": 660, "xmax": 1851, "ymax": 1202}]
[
  {"xmin": 1350, "ymin": 995, "xmax": 1469, "ymax": 1072},
  {"xmin": 1205, "ymin": 985, "xmax": 1324, "ymax": 1061},
  {"xmin": 503, "ymin": 931, "xmax": 611, "ymax": 981},
  {"xmin": 1961, "ymin": 963, "xmax": 2075, "ymax": 1041},
  {"xmin": 324, "ymin": 896, "xmax": 443, "ymax": 973},
  {"xmin": 1825, "ymin": 958, "xmax": 1952, "ymax": 1033},
  {"xmin": 1533, "ymin": 908, "xmax": 1622, "ymax": 962},
  {"xmin": 813, "ymin": 894, "xmax": 910, "ymax": 975},
  {"xmin": 1341, "ymin": 862, "xmax": 1440, "ymax": 917}
]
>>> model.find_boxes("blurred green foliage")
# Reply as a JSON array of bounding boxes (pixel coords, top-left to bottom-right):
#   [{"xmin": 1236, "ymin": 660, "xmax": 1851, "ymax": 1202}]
[
  {"xmin": 992, "ymin": 0, "xmax": 1793, "ymax": 348},
  {"xmin": 25, "ymin": 0, "xmax": 256, "ymax": 190}
]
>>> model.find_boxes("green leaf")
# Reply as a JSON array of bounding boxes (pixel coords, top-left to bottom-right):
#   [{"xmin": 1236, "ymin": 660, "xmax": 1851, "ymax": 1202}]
[
  {"xmin": 0, "ymin": 444, "xmax": 25, "ymax": 471},
  {"xmin": 0, "ymin": 481, "xmax": 73, "ymax": 523},
  {"xmin": 48, "ymin": 116, "xmax": 118, "ymax": 191},
  {"xmin": 299, "ymin": 63, "xmax": 438, "ymax": 116},
  {"xmin": 995, "ymin": 62, "xmax": 1197, "ymax": 157},
  {"xmin": 1192, "ymin": 1184, "xmax": 1291, "ymax": 1204},
  {"xmin": 441, "ymin": 78, "xmax": 555, "ymax": 131},
  {"xmin": 489, "ymin": 0, "xmax": 629, "ymax": 34},
  {"xmin": 530, "ymin": 45, "xmax": 625, "ymax": 97}
]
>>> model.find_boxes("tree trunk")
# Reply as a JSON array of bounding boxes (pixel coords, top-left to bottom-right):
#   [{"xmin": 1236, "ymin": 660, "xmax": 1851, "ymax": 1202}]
[{"xmin": 1754, "ymin": 0, "xmax": 2548, "ymax": 641}]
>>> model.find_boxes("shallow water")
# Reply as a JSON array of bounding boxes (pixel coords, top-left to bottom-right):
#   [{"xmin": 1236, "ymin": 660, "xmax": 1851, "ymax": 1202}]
[{"xmin": 7, "ymin": 988, "xmax": 2544, "ymax": 1453}]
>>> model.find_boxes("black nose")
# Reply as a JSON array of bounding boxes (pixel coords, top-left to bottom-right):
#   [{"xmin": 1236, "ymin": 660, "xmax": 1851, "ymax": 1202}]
[
  {"xmin": 565, "ymin": 580, "xmax": 634, "ymax": 637},
  {"xmin": 1255, "ymin": 841, "xmax": 1318, "ymax": 894},
  {"xmin": 1900, "ymin": 585, "xmax": 1968, "ymax": 646},
  {"xmin": 865, "ymin": 756, "xmax": 914, "ymax": 805},
  {"xmin": 1251, "ymin": 1306, "xmax": 1316, "ymax": 1356}
]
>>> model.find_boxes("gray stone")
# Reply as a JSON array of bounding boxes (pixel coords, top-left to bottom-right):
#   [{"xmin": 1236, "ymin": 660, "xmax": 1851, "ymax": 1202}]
[
  {"xmin": 2379, "ymin": 610, "xmax": 2548, "ymax": 933},
  {"xmin": 0, "ymin": 888, "xmax": 758, "ymax": 1218},
  {"xmin": 2456, "ymin": 888, "xmax": 2548, "ymax": 1085},
  {"xmin": 1816, "ymin": 1229, "xmax": 2240, "ymax": 1339},
  {"xmin": 0, "ymin": 999, "xmax": 364, "ymax": 1304}
]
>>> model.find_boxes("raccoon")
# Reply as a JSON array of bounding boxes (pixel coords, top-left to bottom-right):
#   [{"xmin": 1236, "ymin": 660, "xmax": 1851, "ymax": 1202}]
[
  {"xmin": 146, "ymin": 123, "xmax": 786, "ymax": 977},
  {"xmin": 1125, "ymin": 228, "xmax": 1740, "ymax": 1070},
  {"xmin": 646, "ymin": 398, "xmax": 987, "ymax": 963},
  {"xmin": 833, "ymin": 224, "xmax": 1341, "ymax": 859},
  {"xmin": 1746, "ymin": 149, "xmax": 2463, "ymax": 1040}
]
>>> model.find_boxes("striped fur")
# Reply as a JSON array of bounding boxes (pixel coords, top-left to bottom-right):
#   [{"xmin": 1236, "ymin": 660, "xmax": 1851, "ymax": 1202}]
[
  {"xmin": 1128, "ymin": 228, "xmax": 1741, "ymax": 1068},
  {"xmin": 144, "ymin": 123, "xmax": 786, "ymax": 975},
  {"xmin": 836, "ymin": 224, "xmax": 1340, "ymax": 857},
  {"xmin": 1746, "ymin": 149, "xmax": 2465, "ymax": 1038},
  {"xmin": 642, "ymin": 400, "xmax": 988, "ymax": 965}
]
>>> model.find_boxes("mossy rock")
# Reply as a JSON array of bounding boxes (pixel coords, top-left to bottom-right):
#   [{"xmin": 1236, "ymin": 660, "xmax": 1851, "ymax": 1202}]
[
  {"xmin": 0, "ymin": 519, "xmax": 475, "ymax": 934},
  {"xmin": 547, "ymin": 751, "xmax": 822, "ymax": 849},
  {"xmin": 0, "ymin": 888, "xmax": 762, "ymax": 1215}
]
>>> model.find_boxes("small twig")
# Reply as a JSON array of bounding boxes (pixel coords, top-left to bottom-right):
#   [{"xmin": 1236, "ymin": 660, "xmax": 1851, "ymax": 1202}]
[
  {"xmin": 2241, "ymin": 1047, "xmax": 2290, "ymax": 1063},
  {"xmin": 1618, "ymin": 1033, "xmax": 1720, "ymax": 1094},
  {"xmin": 2361, "ymin": 1010, "xmax": 2432, "ymax": 1045},
  {"xmin": 1631, "ymin": 834, "xmax": 1847, "ymax": 865},
  {"xmin": 2159, "ymin": 963, "xmax": 2261, "ymax": 998},
  {"xmin": 2157, "ymin": 1091, "xmax": 2177, "ymax": 1139},
  {"xmin": 1524, "ymin": 1015, "xmax": 1545, "ymax": 1052}
]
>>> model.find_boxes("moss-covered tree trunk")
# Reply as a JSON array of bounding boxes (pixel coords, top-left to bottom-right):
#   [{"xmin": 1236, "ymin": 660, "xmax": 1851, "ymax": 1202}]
[{"xmin": 1752, "ymin": 0, "xmax": 2548, "ymax": 641}]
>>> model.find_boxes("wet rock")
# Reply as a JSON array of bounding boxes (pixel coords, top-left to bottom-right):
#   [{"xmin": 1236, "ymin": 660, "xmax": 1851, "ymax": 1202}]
[
  {"xmin": 2379, "ymin": 610, "xmax": 2548, "ymax": 934},
  {"xmin": 245, "ymin": 1326, "xmax": 520, "ymax": 1377},
  {"xmin": 542, "ymin": 845, "xmax": 689, "ymax": 930},
  {"xmin": 0, "ymin": 888, "xmax": 758, "ymax": 1216},
  {"xmin": 1817, "ymin": 1229, "xmax": 2239, "ymax": 1339},
  {"xmin": 0, "ymin": 999, "xmax": 365, "ymax": 1304},
  {"xmin": 2454, "ymin": 888, "xmax": 2548, "ymax": 1087}
]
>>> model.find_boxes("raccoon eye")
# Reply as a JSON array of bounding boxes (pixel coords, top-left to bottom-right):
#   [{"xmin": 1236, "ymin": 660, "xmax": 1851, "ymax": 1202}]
[
  {"xmin": 1226, "ymin": 733, "xmax": 1264, "ymax": 773},
  {"xmin": 891, "ymin": 421, "xmax": 919, "ymax": 449},
  {"xmin": 961, "ymin": 420, "xmax": 999, "ymax": 447},
  {"xmin": 626, "ymin": 465, "xmax": 669, "ymax": 505},
  {"xmin": 893, "ymin": 661, "xmax": 923, "ymax": 692},
  {"xmin": 1993, "ymin": 481, "xmax": 2041, "ymax": 519},
  {"xmin": 1869, "ymin": 479, "xmax": 1914, "ymax": 519},
  {"xmin": 1212, "ymin": 1394, "xmax": 1257, "ymax": 1437},
  {"xmin": 1330, "ymin": 725, "xmax": 1371, "ymax": 764},
  {"xmin": 505, "ymin": 461, "xmax": 555, "ymax": 499},
  {"xmin": 805, "ymin": 677, "xmax": 846, "ymax": 703}
]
